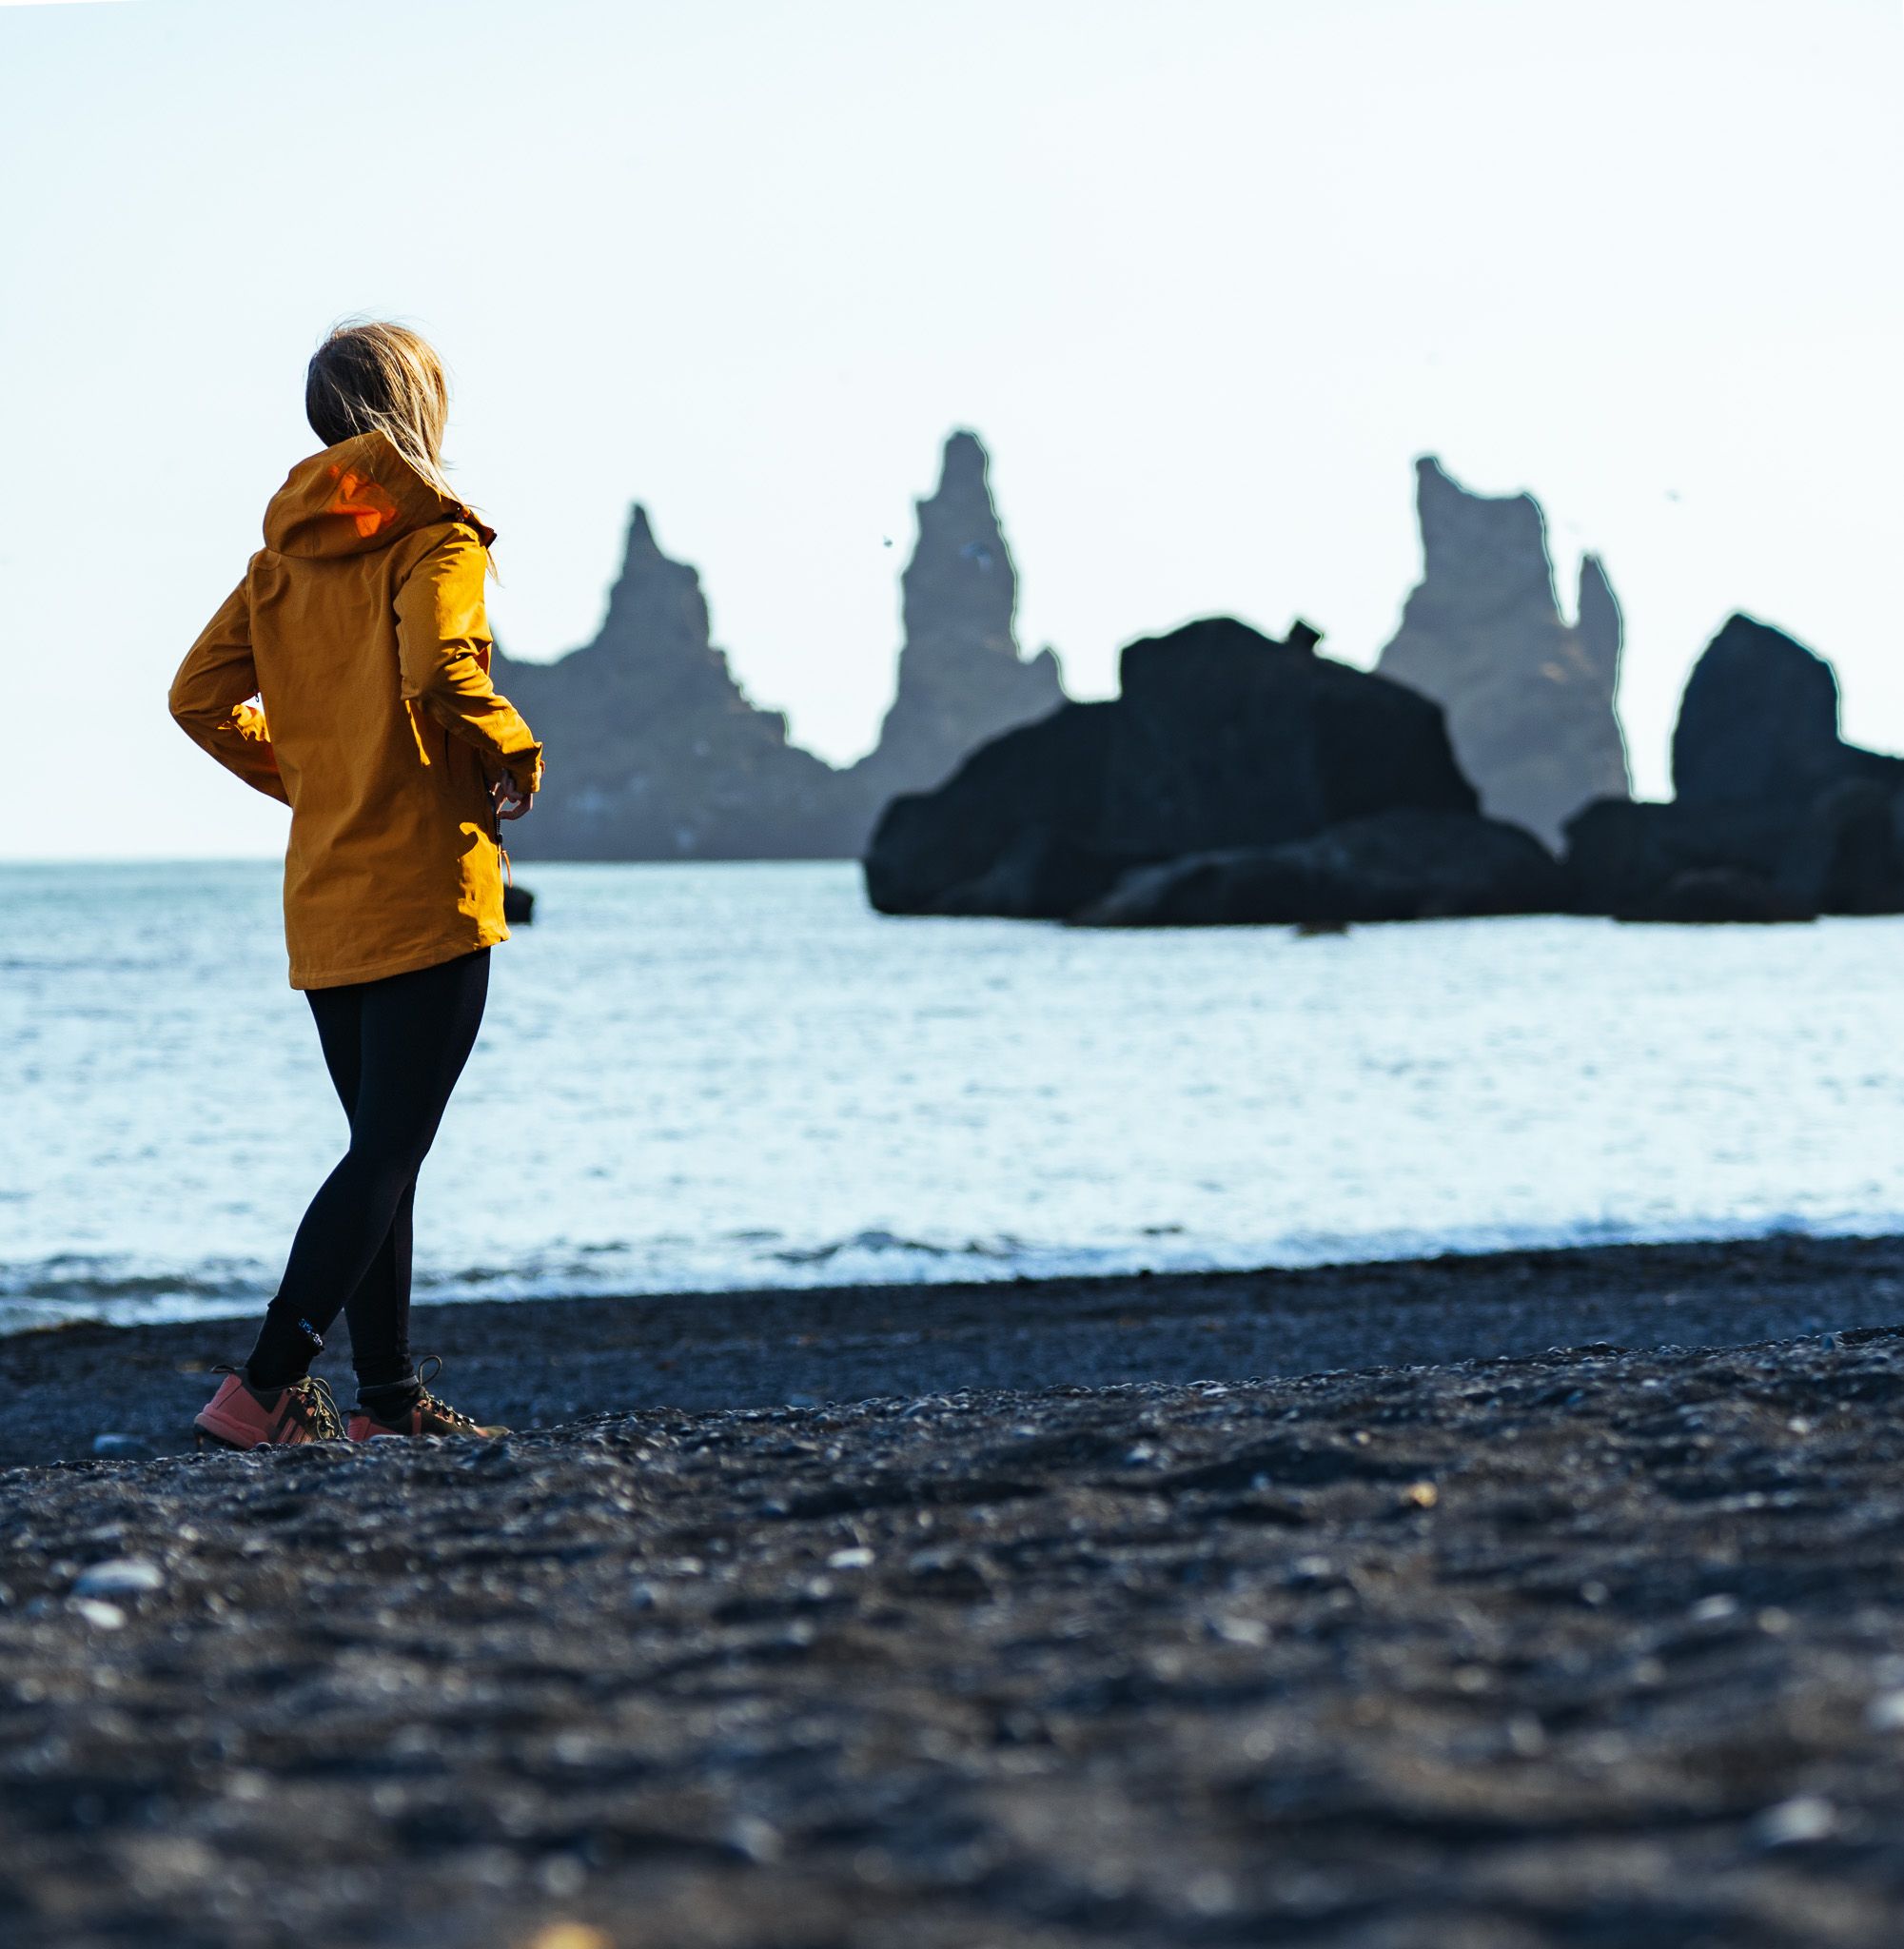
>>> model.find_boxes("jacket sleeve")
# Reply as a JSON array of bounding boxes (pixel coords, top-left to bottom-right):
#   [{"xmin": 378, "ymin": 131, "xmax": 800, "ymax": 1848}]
[
  {"xmin": 167, "ymin": 579, "xmax": 290, "ymax": 804},
  {"xmin": 395, "ymin": 530, "xmax": 544, "ymax": 795}
]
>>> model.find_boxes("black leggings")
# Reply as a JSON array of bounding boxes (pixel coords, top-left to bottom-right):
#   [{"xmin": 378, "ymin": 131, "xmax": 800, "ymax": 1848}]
[{"xmin": 248, "ymin": 949, "xmax": 489, "ymax": 1390}]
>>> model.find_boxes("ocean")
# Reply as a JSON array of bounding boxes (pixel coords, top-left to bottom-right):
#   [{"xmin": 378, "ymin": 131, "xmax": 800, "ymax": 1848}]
[{"xmin": 5, "ymin": 858, "xmax": 1902, "ymax": 1335}]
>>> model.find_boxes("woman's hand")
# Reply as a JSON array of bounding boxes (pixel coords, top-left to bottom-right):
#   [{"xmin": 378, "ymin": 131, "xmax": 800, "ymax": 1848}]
[{"xmin": 490, "ymin": 777, "xmax": 536, "ymax": 822}]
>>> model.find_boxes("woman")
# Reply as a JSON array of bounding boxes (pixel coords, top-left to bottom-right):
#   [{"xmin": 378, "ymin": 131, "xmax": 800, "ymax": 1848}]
[{"xmin": 169, "ymin": 320, "xmax": 543, "ymax": 1448}]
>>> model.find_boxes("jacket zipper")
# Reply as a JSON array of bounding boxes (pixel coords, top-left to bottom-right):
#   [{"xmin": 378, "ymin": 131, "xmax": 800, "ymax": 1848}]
[
  {"xmin": 477, "ymin": 732, "xmax": 514, "ymax": 888},
  {"xmin": 438, "ymin": 721, "xmax": 512, "ymax": 888}
]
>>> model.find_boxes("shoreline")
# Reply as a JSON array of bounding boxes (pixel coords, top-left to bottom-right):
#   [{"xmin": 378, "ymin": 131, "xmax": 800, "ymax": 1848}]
[{"xmin": 6, "ymin": 1230, "xmax": 1903, "ymax": 1470}]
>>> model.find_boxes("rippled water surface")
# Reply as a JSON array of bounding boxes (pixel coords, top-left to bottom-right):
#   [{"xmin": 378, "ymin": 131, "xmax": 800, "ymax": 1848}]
[{"xmin": 5, "ymin": 859, "xmax": 1902, "ymax": 1331}]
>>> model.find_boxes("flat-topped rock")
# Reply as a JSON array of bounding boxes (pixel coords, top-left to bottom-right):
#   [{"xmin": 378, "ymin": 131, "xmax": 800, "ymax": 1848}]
[{"xmin": 866, "ymin": 616, "xmax": 1495, "ymax": 918}]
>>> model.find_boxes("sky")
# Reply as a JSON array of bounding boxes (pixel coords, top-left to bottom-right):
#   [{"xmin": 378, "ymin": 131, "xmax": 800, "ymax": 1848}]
[{"xmin": 3, "ymin": 0, "xmax": 1898, "ymax": 858}]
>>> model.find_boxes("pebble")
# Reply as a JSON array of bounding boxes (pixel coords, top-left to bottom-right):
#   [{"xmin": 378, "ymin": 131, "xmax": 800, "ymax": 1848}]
[
  {"xmin": 1209, "ymin": 1615, "xmax": 1269, "ymax": 1647},
  {"xmin": 1754, "ymin": 1795, "xmax": 1837, "ymax": 1847},
  {"xmin": 73, "ymin": 1559, "xmax": 165, "ymax": 1598},
  {"xmin": 66, "ymin": 1597, "xmax": 127, "ymax": 1630}
]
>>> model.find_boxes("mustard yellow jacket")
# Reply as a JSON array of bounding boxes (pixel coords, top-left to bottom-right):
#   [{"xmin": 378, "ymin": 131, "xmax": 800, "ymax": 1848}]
[{"xmin": 170, "ymin": 432, "xmax": 544, "ymax": 990}]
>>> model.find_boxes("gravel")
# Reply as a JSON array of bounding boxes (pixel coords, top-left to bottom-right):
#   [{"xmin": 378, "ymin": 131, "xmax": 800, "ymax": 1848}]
[{"xmin": 4, "ymin": 1296, "xmax": 1904, "ymax": 1945}]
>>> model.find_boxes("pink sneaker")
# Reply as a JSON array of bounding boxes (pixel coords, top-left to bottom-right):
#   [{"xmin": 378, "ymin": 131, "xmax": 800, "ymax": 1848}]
[
  {"xmin": 193, "ymin": 1368, "xmax": 346, "ymax": 1449},
  {"xmin": 348, "ymin": 1356, "xmax": 507, "ymax": 1441}
]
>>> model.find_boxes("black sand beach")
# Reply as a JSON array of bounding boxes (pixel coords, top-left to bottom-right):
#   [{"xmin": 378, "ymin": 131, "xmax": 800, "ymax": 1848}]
[
  {"xmin": 6, "ymin": 1235, "xmax": 1904, "ymax": 1945},
  {"xmin": 7, "ymin": 1232, "xmax": 1904, "ymax": 1471}
]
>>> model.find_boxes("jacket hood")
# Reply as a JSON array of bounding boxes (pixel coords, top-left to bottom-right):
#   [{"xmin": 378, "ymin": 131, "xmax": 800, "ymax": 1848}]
[{"xmin": 263, "ymin": 431, "xmax": 496, "ymax": 560}]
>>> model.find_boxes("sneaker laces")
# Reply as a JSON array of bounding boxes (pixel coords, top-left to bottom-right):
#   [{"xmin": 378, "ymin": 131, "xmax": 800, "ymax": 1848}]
[
  {"xmin": 212, "ymin": 1365, "xmax": 346, "ymax": 1441},
  {"xmin": 406, "ymin": 1356, "xmax": 481, "ymax": 1433},
  {"xmin": 416, "ymin": 1389, "xmax": 481, "ymax": 1432},
  {"xmin": 286, "ymin": 1375, "xmax": 346, "ymax": 1441}
]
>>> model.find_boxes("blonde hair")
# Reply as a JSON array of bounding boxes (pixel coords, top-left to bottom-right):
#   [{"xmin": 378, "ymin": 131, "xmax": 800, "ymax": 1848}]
[{"xmin": 305, "ymin": 319, "xmax": 456, "ymax": 501}]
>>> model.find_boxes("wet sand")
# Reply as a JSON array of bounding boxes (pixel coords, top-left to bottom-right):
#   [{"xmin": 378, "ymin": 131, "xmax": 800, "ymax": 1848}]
[{"xmin": 5, "ymin": 1236, "xmax": 1904, "ymax": 1945}]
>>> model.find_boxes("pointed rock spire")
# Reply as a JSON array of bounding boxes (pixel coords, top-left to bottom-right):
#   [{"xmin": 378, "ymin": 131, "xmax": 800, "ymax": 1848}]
[
  {"xmin": 493, "ymin": 504, "xmax": 854, "ymax": 858},
  {"xmin": 1376, "ymin": 457, "xmax": 1630, "ymax": 848},
  {"xmin": 490, "ymin": 432, "xmax": 1068, "ymax": 858},
  {"xmin": 1575, "ymin": 552, "xmax": 1621, "ymax": 689},
  {"xmin": 850, "ymin": 431, "xmax": 1066, "ymax": 808},
  {"xmin": 585, "ymin": 502, "xmax": 739, "ymax": 717}
]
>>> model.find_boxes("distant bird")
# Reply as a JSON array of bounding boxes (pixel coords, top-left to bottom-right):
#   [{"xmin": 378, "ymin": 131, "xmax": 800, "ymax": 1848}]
[
  {"xmin": 1666, "ymin": 489, "xmax": 1682, "ymax": 502},
  {"xmin": 882, "ymin": 536, "xmax": 893, "ymax": 547}
]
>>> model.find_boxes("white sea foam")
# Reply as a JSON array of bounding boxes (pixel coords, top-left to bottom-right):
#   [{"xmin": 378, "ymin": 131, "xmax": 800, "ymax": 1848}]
[{"xmin": 6, "ymin": 860, "xmax": 1903, "ymax": 1334}]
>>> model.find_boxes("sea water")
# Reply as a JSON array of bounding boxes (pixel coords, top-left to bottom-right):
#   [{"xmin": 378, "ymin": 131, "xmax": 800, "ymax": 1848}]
[{"xmin": 4, "ymin": 858, "xmax": 1902, "ymax": 1333}]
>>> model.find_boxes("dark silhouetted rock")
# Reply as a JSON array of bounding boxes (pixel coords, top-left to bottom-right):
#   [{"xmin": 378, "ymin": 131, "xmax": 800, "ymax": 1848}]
[
  {"xmin": 1098, "ymin": 616, "xmax": 1476, "ymax": 856},
  {"xmin": 496, "ymin": 508, "xmax": 861, "ymax": 860},
  {"xmin": 866, "ymin": 617, "xmax": 1494, "ymax": 918},
  {"xmin": 1377, "ymin": 457, "xmax": 1631, "ymax": 849},
  {"xmin": 1077, "ymin": 811, "xmax": 1567, "ymax": 927},
  {"xmin": 1565, "ymin": 615, "xmax": 1904, "ymax": 920},
  {"xmin": 935, "ymin": 827, "xmax": 1143, "ymax": 920},
  {"xmin": 1619, "ymin": 868, "xmax": 1811, "ymax": 925},
  {"xmin": 1672, "ymin": 614, "xmax": 1904, "ymax": 811},
  {"xmin": 865, "ymin": 704, "xmax": 1121, "ymax": 915},
  {"xmin": 846, "ymin": 432, "xmax": 1066, "ymax": 822},
  {"xmin": 1565, "ymin": 797, "xmax": 1794, "ymax": 916},
  {"xmin": 1783, "ymin": 779, "xmax": 1904, "ymax": 915}
]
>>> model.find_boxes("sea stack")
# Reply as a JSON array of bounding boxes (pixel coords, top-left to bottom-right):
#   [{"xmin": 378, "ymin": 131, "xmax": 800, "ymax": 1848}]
[
  {"xmin": 1671, "ymin": 613, "xmax": 1876, "ymax": 810},
  {"xmin": 1565, "ymin": 614, "xmax": 1904, "ymax": 920},
  {"xmin": 846, "ymin": 432, "xmax": 1066, "ymax": 827},
  {"xmin": 495, "ymin": 507, "xmax": 857, "ymax": 859},
  {"xmin": 1377, "ymin": 457, "xmax": 1631, "ymax": 850},
  {"xmin": 864, "ymin": 614, "xmax": 1566, "ymax": 924}
]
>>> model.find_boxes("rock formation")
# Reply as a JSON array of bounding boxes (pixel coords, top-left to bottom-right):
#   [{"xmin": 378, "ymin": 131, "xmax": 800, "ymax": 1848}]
[
  {"xmin": 1565, "ymin": 614, "xmax": 1904, "ymax": 920},
  {"xmin": 1377, "ymin": 457, "xmax": 1630, "ymax": 849},
  {"xmin": 497, "ymin": 432, "xmax": 1066, "ymax": 859},
  {"xmin": 863, "ymin": 616, "xmax": 1562, "ymax": 923},
  {"xmin": 845, "ymin": 431, "xmax": 1066, "ymax": 817},
  {"xmin": 1672, "ymin": 613, "xmax": 1904, "ymax": 812},
  {"xmin": 495, "ymin": 507, "xmax": 861, "ymax": 859},
  {"xmin": 1076, "ymin": 811, "xmax": 1567, "ymax": 928},
  {"xmin": 863, "ymin": 584, "xmax": 1904, "ymax": 929}
]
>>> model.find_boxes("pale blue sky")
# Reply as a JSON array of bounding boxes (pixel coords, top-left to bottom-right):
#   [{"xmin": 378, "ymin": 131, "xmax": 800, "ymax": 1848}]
[{"xmin": 4, "ymin": 0, "xmax": 1898, "ymax": 856}]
